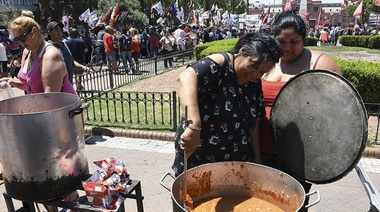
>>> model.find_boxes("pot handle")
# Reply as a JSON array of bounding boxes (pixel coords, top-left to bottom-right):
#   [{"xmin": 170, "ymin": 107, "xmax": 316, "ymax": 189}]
[
  {"xmin": 305, "ymin": 190, "xmax": 320, "ymax": 208},
  {"xmin": 69, "ymin": 102, "xmax": 90, "ymax": 118},
  {"xmin": 160, "ymin": 172, "xmax": 175, "ymax": 192}
]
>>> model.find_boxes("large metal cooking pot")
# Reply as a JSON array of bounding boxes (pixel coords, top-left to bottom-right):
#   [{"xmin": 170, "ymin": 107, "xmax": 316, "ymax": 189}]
[
  {"xmin": 0, "ymin": 93, "xmax": 89, "ymax": 202},
  {"xmin": 160, "ymin": 162, "xmax": 320, "ymax": 212}
]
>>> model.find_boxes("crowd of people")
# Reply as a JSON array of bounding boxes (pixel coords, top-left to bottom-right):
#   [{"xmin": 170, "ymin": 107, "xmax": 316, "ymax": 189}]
[{"xmin": 307, "ymin": 22, "xmax": 380, "ymax": 46}]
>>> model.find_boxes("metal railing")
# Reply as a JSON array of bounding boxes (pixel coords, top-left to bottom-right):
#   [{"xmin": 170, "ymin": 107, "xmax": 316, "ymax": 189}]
[
  {"xmin": 81, "ymin": 90, "xmax": 180, "ymax": 131},
  {"xmin": 75, "ymin": 49, "xmax": 194, "ymax": 130},
  {"xmin": 75, "ymin": 49, "xmax": 194, "ymax": 94}
]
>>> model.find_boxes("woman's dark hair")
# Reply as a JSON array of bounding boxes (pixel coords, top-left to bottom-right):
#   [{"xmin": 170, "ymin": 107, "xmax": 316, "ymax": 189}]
[
  {"xmin": 272, "ymin": 10, "xmax": 308, "ymax": 38},
  {"xmin": 230, "ymin": 33, "xmax": 283, "ymax": 64}
]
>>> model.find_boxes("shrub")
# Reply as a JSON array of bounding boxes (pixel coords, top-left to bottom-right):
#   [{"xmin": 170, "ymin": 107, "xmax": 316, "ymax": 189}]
[
  {"xmin": 305, "ymin": 37, "xmax": 318, "ymax": 46},
  {"xmin": 333, "ymin": 57, "xmax": 380, "ymax": 103},
  {"xmin": 368, "ymin": 36, "xmax": 380, "ymax": 49}
]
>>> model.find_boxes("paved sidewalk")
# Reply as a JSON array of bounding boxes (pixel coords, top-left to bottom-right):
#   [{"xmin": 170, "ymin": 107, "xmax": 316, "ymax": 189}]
[{"xmin": 0, "ymin": 136, "xmax": 379, "ymax": 212}]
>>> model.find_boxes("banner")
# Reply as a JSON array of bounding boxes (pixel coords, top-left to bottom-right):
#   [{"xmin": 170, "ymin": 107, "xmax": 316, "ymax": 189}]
[
  {"xmin": 79, "ymin": 8, "xmax": 90, "ymax": 22},
  {"xmin": 152, "ymin": 1, "xmax": 164, "ymax": 15},
  {"xmin": 61, "ymin": 15, "xmax": 70, "ymax": 32},
  {"xmin": 176, "ymin": 6, "xmax": 185, "ymax": 22}
]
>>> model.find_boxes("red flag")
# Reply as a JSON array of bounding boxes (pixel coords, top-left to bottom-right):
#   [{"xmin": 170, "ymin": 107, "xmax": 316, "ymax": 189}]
[
  {"xmin": 317, "ymin": 7, "xmax": 322, "ymax": 25},
  {"xmin": 284, "ymin": 0, "xmax": 292, "ymax": 11},
  {"xmin": 353, "ymin": 1, "xmax": 363, "ymax": 19},
  {"xmin": 376, "ymin": 0, "xmax": 380, "ymax": 7},
  {"xmin": 344, "ymin": 0, "xmax": 348, "ymax": 4},
  {"xmin": 302, "ymin": 12, "xmax": 310, "ymax": 22}
]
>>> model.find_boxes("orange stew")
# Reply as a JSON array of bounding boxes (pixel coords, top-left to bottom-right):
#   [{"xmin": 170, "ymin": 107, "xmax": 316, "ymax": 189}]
[{"xmin": 192, "ymin": 195, "xmax": 285, "ymax": 212}]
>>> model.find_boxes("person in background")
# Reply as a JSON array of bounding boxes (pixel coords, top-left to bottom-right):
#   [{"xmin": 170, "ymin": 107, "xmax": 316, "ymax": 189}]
[
  {"xmin": 0, "ymin": 42, "xmax": 7, "ymax": 78},
  {"xmin": 174, "ymin": 25, "xmax": 186, "ymax": 52},
  {"xmin": 46, "ymin": 21, "xmax": 89, "ymax": 87},
  {"xmin": 148, "ymin": 27, "xmax": 160, "ymax": 57},
  {"xmin": 95, "ymin": 24, "xmax": 106, "ymax": 62},
  {"xmin": 8, "ymin": 53, "xmax": 22, "ymax": 78},
  {"xmin": 65, "ymin": 28, "xmax": 90, "ymax": 90},
  {"xmin": 159, "ymin": 29, "xmax": 173, "ymax": 69},
  {"xmin": 130, "ymin": 27, "xmax": 140, "ymax": 73},
  {"xmin": 118, "ymin": 27, "xmax": 134, "ymax": 73},
  {"xmin": 172, "ymin": 33, "xmax": 283, "ymax": 177},
  {"xmin": 82, "ymin": 30, "xmax": 93, "ymax": 65},
  {"xmin": 258, "ymin": 10, "xmax": 342, "ymax": 212},
  {"xmin": 103, "ymin": 25, "xmax": 118, "ymax": 73},
  {"xmin": 1, "ymin": 16, "xmax": 76, "ymax": 95}
]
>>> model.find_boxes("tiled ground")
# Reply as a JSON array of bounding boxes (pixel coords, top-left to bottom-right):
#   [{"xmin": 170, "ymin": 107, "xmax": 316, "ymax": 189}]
[{"xmin": 0, "ymin": 136, "xmax": 379, "ymax": 212}]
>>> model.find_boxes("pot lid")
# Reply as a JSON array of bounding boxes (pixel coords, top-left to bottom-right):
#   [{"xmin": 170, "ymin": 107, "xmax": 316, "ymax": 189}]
[{"xmin": 270, "ymin": 70, "xmax": 367, "ymax": 184}]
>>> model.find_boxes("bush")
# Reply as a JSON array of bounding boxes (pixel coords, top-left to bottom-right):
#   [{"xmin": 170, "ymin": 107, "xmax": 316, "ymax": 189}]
[
  {"xmin": 368, "ymin": 36, "xmax": 380, "ymax": 49},
  {"xmin": 340, "ymin": 35, "xmax": 358, "ymax": 46},
  {"xmin": 333, "ymin": 57, "xmax": 380, "ymax": 103},
  {"xmin": 305, "ymin": 37, "xmax": 318, "ymax": 46}
]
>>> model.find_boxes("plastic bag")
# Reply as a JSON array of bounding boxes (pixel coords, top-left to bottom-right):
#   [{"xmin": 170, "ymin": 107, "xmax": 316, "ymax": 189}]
[{"xmin": 0, "ymin": 81, "xmax": 14, "ymax": 101}]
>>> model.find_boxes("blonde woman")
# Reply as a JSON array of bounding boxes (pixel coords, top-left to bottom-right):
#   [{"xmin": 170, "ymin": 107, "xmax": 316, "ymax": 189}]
[{"xmin": 1, "ymin": 16, "xmax": 75, "ymax": 94}]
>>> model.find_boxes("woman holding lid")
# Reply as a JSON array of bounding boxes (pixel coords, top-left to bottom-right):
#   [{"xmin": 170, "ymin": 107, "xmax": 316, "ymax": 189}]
[
  {"xmin": 258, "ymin": 10, "xmax": 342, "ymax": 211},
  {"xmin": 172, "ymin": 33, "xmax": 283, "ymax": 177}
]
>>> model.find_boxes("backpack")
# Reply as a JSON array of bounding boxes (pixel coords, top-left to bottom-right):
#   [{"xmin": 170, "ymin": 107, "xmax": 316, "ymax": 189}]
[{"xmin": 121, "ymin": 34, "xmax": 132, "ymax": 51}]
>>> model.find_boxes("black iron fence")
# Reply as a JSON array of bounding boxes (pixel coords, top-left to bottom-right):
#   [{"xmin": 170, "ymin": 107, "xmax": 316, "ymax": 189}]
[{"xmin": 75, "ymin": 49, "xmax": 194, "ymax": 131}]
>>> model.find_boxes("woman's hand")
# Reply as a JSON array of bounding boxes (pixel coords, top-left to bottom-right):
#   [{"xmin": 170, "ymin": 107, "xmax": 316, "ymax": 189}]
[
  {"xmin": 0, "ymin": 78, "xmax": 15, "ymax": 88},
  {"xmin": 180, "ymin": 127, "xmax": 201, "ymax": 157}
]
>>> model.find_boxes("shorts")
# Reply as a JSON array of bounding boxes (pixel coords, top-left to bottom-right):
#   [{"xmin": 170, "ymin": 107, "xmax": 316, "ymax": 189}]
[{"xmin": 105, "ymin": 51, "xmax": 116, "ymax": 63}]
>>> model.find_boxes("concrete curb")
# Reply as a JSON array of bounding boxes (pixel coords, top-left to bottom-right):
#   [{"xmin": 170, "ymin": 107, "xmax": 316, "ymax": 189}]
[
  {"xmin": 84, "ymin": 126, "xmax": 380, "ymax": 159},
  {"xmin": 84, "ymin": 126, "xmax": 176, "ymax": 142}
]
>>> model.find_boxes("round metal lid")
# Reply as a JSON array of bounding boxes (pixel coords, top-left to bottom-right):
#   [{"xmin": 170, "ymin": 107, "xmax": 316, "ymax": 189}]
[{"xmin": 270, "ymin": 70, "xmax": 367, "ymax": 184}]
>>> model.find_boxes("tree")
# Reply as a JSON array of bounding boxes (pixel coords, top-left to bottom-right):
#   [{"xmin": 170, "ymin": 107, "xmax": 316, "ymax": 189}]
[
  {"xmin": 0, "ymin": 1, "xmax": 32, "ymax": 27},
  {"xmin": 347, "ymin": 0, "xmax": 376, "ymax": 24},
  {"xmin": 96, "ymin": 0, "xmax": 147, "ymax": 28}
]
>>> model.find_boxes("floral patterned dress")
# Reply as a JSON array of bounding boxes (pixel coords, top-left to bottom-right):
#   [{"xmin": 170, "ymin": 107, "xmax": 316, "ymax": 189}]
[{"xmin": 172, "ymin": 53, "xmax": 266, "ymax": 176}]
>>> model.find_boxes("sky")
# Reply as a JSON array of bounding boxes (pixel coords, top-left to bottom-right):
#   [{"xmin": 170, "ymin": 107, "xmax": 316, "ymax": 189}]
[{"xmin": 257, "ymin": 0, "xmax": 343, "ymax": 5}]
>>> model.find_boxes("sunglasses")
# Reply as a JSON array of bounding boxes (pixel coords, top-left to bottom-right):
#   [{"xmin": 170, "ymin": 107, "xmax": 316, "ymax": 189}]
[
  {"xmin": 253, "ymin": 37, "xmax": 280, "ymax": 52},
  {"xmin": 13, "ymin": 28, "xmax": 33, "ymax": 43},
  {"xmin": 253, "ymin": 37, "xmax": 283, "ymax": 62}
]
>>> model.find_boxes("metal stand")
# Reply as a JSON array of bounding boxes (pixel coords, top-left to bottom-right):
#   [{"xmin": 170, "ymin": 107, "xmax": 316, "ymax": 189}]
[
  {"xmin": 365, "ymin": 103, "xmax": 380, "ymax": 144},
  {"xmin": 3, "ymin": 180, "xmax": 144, "ymax": 212}
]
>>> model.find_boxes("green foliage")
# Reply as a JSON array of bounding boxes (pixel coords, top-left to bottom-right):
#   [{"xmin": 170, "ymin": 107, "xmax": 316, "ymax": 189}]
[
  {"xmin": 332, "ymin": 57, "xmax": 380, "ymax": 103},
  {"xmin": 97, "ymin": 0, "xmax": 147, "ymax": 27},
  {"xmin": 346, "ymin": 0, "xmax": 378, "ymax": 24},
  {"xmin": 196, "ymin": 39, "xmax": 237, "ymax": 59},
  {"xmin": 305, "ymin": 37, "xmax": 318, "ymax": 46},
  {"xmin": 340, "ymin": 35, "xmax": 380, "ymax": 49},
  {"xmin": 368, "ymin": 36, "xmax": 380, "ymax": 49},
  {"xmin": 357, "ymin": 35, "xmax": 371, "ymax": 47},
  {"xmin": 340, "ymin": 35, "xmax": 358, "ymax": 46}
]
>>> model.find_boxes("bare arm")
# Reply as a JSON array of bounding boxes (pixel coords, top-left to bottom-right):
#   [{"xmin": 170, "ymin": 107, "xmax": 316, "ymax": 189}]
[
  {"xmin": 315, "ymin": 54, "xmax": 342, "ymax": 75},
  {"xmin": 73, "ymin": 60, "xmax": 90, "ymax": 73},
  {"xmin": 178, "ymin": 53, "xmax": 227, "ymax": 155},
  {"xmin": 41, "ymin": 45, "xmax": 67, "ymax": 92},
  {"xmin": 251, "ymin": 120, "xmax": 261, "ymax": 164},
  {"xmin": 177, "ymin": 67, "xmax": 201, "ymax": 155}
]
